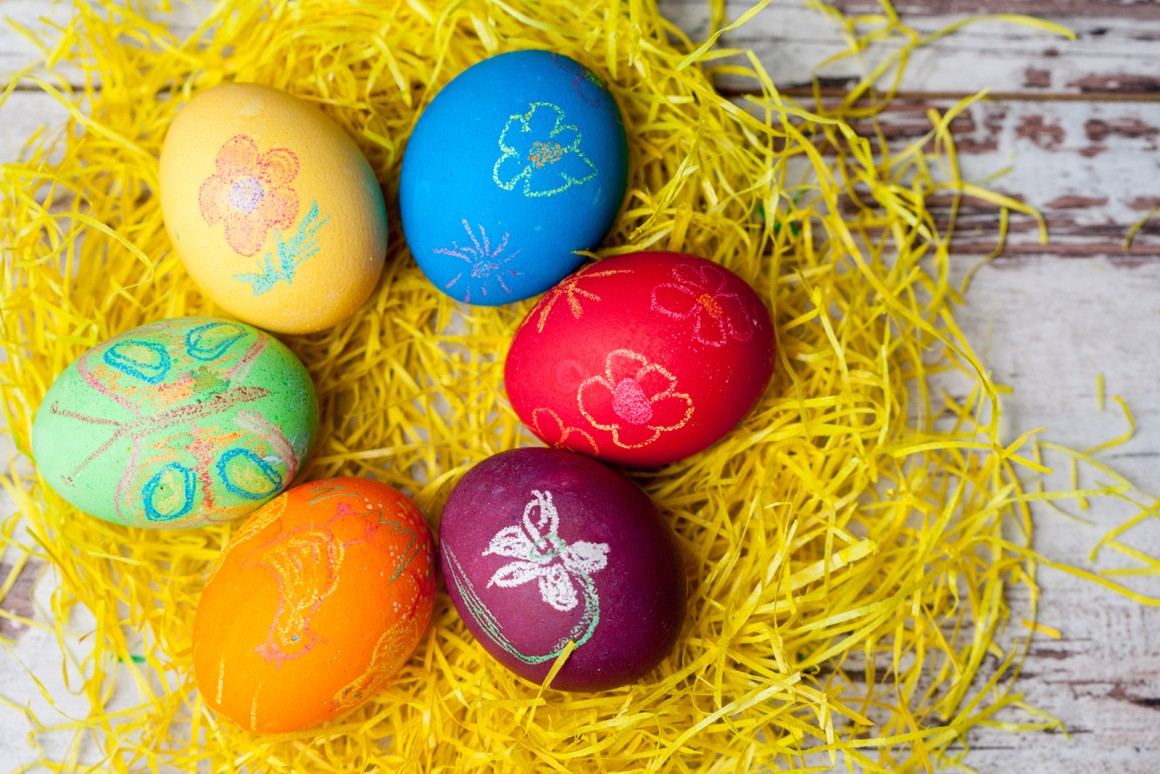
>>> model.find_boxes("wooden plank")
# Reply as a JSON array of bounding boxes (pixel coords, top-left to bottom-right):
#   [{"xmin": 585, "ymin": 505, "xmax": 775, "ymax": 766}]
[
  {"xmin": 832, "ymin": 99, "xmax": 1160, "ymax": 257},
  {"xmin": 4, "ymin": 95, "xmax": 1157, "ymax": 255},
  {"xmin": 830, "ymin": 0, "xmax": 1160, "ymax": 20},
  {"xmin": 3, "ymin": 2, "xmax": 1159, "ymax": 100},
  {"xmin": 0, "ymin": 91, "xmax": 71, "ymax": 165},
  {"xmin": 663, "ymin": 1, "xmax": 1160, "ymax": 98},
  {"xmin": 918, "ymin": 252, "xmax": 1160, "ymax": 769},
  {"xmin": 947, "ymin": 584, "xmax": 1160, "ymax": 772}
]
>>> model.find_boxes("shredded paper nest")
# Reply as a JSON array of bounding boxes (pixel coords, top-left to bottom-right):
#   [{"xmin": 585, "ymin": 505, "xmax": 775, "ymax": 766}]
[{"xmin": 0, "ymin": 0, "xmax": 1149, "ymax": 771}]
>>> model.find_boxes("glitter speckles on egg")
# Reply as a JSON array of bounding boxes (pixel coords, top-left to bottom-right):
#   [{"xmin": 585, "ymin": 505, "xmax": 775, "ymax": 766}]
[
  {"xmin": 193, "ymin": 478, "xmax": 436, "ymax": 732},
  {"xmin": 533, "ymin": 266, "xmax": 633, "ymax": 333},
  {"xmin": 650, "ymin": 263, "xmax": 756, "ymax": 348},
  {"xmin": 577, "ymin": 349, "xmax": 694, "ymax": 450},
  {"xmin": 433, "ymin": 219, "xmax": 521, "ymax": 303},
  {"xmin": 493, "ymin": 103, "xmax": 597, "ymax": 198},
  {"xmin": 198, "ymin": 135, "xmax": 300, "ymax": 257}
]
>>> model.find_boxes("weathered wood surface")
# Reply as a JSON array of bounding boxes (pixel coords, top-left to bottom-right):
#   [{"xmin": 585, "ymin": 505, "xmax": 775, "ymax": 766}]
[
  {"xmin": 2, "ymin": 0, "xmax": 1160, "ymax": 770},
  {"xmin": 670, "ymin": 0, "xmax": 1160, "ymax": 98}
]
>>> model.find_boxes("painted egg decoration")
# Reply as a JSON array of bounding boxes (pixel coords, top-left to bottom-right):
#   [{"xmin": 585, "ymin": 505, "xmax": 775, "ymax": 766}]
[
  {"xmin": 400, "ymin": 50, "xmax": 628, "ymax": 305},
  {"xmin": 440, "ymin": 448, "xmax": 686, "ymax": 691},
  {"xmin": 31, "ymin": 317, "xmax": 318, "ymax": 529},
  {"xmin": 193, "ymin": 477, "xmax": 437, "ymax": 733},
  {"xmin": 159, "ymin": 83, "xmax": 388, "ymax": 334},
  {"xmin": 505, "ymin": 251, "xmax": 776, "ymax": 467}
]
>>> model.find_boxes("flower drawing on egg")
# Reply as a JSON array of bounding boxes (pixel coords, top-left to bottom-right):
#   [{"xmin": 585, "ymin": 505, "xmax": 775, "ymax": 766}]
[
  {"xmin": 483, "ymin": 490, "xmax": 609, "ymax": 614},
  {"xmin": 434, "ymin": 220, "xmax": 521, "ymax": 302},
  {"xmin": 199, "ymin": 135, "xmax": 301, "ymax": 257},
  {"xmin": 530, "ymin": 407, "xmax": 601, "ymax": 456},
  {"xmin": 650, "ymin": 263, "xmax": 757, "ymax": 347},
  {"xmin": 532, "ymin": 266, "xmax": 633, "ymax": 333},
  {"xmin": 578, "ymin": 350, "xmax": 694, "ymax": 449},
  {"xmin": 493, "ymin": 102, "xmax": 598, "ymax": 198}
]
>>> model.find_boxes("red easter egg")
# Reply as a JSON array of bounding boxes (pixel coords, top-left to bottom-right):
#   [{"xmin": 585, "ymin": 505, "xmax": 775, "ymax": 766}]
[
  {"xmin": 439, "ymin": 448, "xmax": 686, "ymax": 691},
  {"xmin": 505, "ymin": 251, "xmax": 775, "ymax": 466}
]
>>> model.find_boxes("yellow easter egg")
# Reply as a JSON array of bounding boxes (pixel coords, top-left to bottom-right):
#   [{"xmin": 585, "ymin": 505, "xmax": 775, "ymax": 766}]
[{"xmin": 160, "ymin": 83, "xmax": 387, "ymax": 334}]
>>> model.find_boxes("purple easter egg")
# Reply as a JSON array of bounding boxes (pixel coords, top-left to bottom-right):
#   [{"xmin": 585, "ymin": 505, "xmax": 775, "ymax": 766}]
[{"xmin": 439, "ymin": 448, "xmax": 686, "ymax": 691}]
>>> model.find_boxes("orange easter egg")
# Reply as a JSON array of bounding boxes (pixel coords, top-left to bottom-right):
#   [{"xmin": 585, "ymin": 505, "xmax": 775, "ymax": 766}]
[{"xmin": 192, "ymin": 477, "xmax": 436, "ymax": 733}]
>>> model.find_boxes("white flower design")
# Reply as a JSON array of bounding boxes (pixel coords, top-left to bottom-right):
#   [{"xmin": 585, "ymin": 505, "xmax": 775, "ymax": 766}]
[{"xmin": 483, "ymin": 490, "xmax": 609, "ymax": 612}]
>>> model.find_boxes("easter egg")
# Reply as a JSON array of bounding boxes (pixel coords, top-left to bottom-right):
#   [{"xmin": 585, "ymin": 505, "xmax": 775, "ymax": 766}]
[
  {"xmin": 30, "ymin": 317, "xmax": 318, "ymax": 529},
  {"xmin": 505, "ymin": 251, "xmax": 775, "ymax": 467},
  {"xmin": 159, "ymin": 83, "xmax": 388, "ymax": 334},
  {"xmin": 399, "ymin": 50, "xmax": 628, "ymax": 305},
  {"xmin": 439, "ymin": 448, "xmax": 686, "ymax": 691},
  {"xmin": 193, "ymin": 477, "xmax": 436, "ymax": 733}
]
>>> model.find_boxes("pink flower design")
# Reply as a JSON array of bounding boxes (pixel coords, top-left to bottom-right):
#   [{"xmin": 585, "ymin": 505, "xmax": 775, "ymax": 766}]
[
  {"xmin": 434, "ymin": 220, "xmax": 521, "ymax": 303},
  {"xmin": 650, "ymin": 263, "xmax": 755, "ymax": 347},
  {"xmin": 198, "ymin": 135, "xmax": 300, "ymax": 257},
  {"xmin": 577, "ymin": 350, "xmax": 694, "ymax": 449},
  {"xmin": 531, "ymin": 407, "xmax": 600, "ymax": 456}
]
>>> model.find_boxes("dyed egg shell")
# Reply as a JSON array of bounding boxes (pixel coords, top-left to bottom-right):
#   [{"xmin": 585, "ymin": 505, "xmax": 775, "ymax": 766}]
[
  {"xmin": 505, "ymin": 251, "xmax": 775, "ymax": 467},
  {"xmin": 159, "ymin": 83, "xmax": 388, "ymax": 334},
  {"xmin": 400, "ymin": 50, "xmax": 627, "ymax": 305},
  {"xmin": 193, "ymin": 477, "xmax": 437, "ymax": 733},
  {"xmin": 440, "ymin": 448, "xmax": 686, "ymax": 691},
  {"xmin": 31, "ymin": 318, "xmax": 318, "ymax": 529}
]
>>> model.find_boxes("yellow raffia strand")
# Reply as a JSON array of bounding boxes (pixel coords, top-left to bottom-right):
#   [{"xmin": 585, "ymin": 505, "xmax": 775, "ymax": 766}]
[
  {"xmin": 0, "ymin": 0, "xmax": 1154, "ymax": 771},
  {"xmin": 1125, "ymin": 205, "xmax": 1159, "ymax": 250}
]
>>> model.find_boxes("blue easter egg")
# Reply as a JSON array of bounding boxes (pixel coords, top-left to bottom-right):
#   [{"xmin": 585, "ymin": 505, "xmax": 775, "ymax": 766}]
[{"xmin": 400, "ymin": 50, "xmax": 628, "ymax": 305}]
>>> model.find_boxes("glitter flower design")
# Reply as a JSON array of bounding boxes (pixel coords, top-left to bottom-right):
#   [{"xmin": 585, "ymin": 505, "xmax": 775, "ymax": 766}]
[
  {"xmin": 433, "ymin": 220, "xmax": 521, "ymax": 303},
  {"xmin": 199, "ymin": 135, "xmax": 300, "ymax": 257},
  {"xmin": 483, "ymin": 490, "xmax": 609, "ymax": 613},
  {"xmin": 493, "ymin": 103, "xmax": 598, "ymax": 198},
  {"xmin": 650, "ymin": 263, "xmax": 756, "ymax": 347},
  {"xmin": 578, "ymin": 350, "xmax": 694, "ymax": 449},
  {"xmin": 533, "ymin": 266, "xmax": 632, "ymax": 333},
  {"xmin": 530, "ymin": 407, "xmax": 600, "ymax": 456}
]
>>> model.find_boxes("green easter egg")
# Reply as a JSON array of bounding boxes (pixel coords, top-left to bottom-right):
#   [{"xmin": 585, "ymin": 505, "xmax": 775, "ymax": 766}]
[{"xmin": 31, "ymin": 317, "xmax": 319, "ymax": 529}]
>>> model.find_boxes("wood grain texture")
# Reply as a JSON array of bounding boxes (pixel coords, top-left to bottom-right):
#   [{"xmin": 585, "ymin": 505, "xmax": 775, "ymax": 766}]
[
  {"xmin": 662, "ymin": 0, "xmax": 1160, "ymax": 98},
  {"xmin": 2, "ymin": 1, "xmax": 1159, "ymax": 770},
  {"xmin": 829, "ymin": 1, "xmax": 1160, "ymax": 20},
  {"xmin": 836, "ymin": 100, "xmax": 1160, "ymax": 256}
]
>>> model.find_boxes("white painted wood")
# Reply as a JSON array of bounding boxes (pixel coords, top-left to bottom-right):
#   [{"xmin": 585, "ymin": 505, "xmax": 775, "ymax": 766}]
[
  {"xmin": 0, "ymin": 91, "xmax": 71, "ymax": 164},
  {"xmin": 2, "ymin": 0, "xmax": 1158, "ymax": 97},
  {"xmin": 666, "ymin": 1, "xmax": 1160, "ymax": 96},
  {"xmin": 2, "ymin": 1, "xmax": 1160, "ymax": 770},
  {"xmin": 5, "ymin": 91, "xmax": 1155, "ymax": 254}
]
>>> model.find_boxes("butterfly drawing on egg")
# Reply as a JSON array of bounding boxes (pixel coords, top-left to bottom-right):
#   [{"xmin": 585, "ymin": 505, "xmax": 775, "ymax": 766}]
[
  {"xmin": 47, "ymin": 321, "xmax": 305, "ymax": 526},
  {"xmin": 442, "ymin": 489, "xmax": 608, "ymax": 665},
  {"xmin": 434, "ymin": 219, "xmax": 522, "ymax": 303}
]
